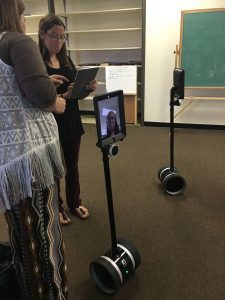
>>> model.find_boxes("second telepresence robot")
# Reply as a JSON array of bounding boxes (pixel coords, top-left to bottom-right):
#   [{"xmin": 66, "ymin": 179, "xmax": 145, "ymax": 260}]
[
  {"xmin": 89, "ymin": 90, "xmax": 141, "ymax": 294},
  {"xmin": 158, "ymin": 68, "xmax": 186, "ymax": 195}
]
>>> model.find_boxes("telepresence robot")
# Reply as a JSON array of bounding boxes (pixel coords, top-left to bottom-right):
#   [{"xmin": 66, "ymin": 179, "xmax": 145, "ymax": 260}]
[
  {"xmin": 89, "ymin": 90, "xmax": 141, "ymax": 294},
  {"xmin": 158, "ymin": 68, "xmax": 186, "ymax": 195}
]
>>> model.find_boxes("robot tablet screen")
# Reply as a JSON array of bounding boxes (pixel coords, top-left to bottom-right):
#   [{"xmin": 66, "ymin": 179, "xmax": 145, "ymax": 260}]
[{"xmin": 93, "ymin": 90, "xmax": 126, "ymax": 148}]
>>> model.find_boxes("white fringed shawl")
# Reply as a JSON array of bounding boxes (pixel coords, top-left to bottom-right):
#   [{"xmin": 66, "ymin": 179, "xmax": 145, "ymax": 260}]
[{"xmin": 0, "ymin": 58, "xmax": 65, "ymax": 213}]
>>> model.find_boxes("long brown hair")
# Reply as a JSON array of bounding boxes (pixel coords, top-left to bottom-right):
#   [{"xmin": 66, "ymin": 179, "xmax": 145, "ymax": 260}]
[
  {"xmin": 38, "ymin": 14, "xmax": 72, "ymax": 67},
  {"xmin": 0, "ymin": 0, "xmax": 25, "ymax": 33}
]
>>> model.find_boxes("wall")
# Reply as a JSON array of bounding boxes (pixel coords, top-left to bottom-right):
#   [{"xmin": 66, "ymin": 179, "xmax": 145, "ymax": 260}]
[{"xmin": 144, "ymin": 0, "xmax": 225, "ymax": 125}]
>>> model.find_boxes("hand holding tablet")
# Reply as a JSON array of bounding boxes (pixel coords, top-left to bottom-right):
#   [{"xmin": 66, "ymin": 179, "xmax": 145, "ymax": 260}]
[{"xmin": 69, "ymin": 67, "xmax": 99, "ymax": 99}]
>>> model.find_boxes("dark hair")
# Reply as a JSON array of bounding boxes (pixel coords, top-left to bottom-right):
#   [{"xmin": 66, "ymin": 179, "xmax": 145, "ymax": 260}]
[
  {"xmin": 38, "ymin": 14, "xmax": 72, "ymax": 67},
  {"xmin": 106, "ymin": 111, "xmax": 120, "ymax": 136},
  {"xmin": 0, "ymin": 0, "xmax": 25, "ymax": 33}
]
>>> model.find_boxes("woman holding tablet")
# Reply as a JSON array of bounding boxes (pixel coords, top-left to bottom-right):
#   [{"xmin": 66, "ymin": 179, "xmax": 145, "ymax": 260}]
[{"xmin": 39, "ymin": 14, "xmax": 98, "ymax": 225}]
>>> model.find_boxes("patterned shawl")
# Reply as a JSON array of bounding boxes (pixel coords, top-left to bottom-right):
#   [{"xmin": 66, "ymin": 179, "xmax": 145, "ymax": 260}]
[{"xmin": 0, "ymin": 57, "xmax": 65, "ymax": 213}]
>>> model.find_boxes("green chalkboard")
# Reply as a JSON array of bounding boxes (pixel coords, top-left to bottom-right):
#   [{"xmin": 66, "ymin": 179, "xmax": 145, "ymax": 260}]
[{"xmin": 180, "ymin": 9, "xmax": 225, "ymax": 87}]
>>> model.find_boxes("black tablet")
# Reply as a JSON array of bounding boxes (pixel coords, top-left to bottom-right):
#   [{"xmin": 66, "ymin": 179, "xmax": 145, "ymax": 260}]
[
  {"xmin": 93, "ymin": 90, "xmax": 126, "ymax": 148},
  {"xmin": 70, "ymin": 67, "xmax": 99, "ymax": 99},
  {"xmin": 173, "ymin": 68, "xmax": 185, "ymax": 99}
]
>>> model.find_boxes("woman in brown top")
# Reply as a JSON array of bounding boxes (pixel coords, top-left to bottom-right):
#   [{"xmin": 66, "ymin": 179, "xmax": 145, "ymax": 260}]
[{"xmin": 0, "ymin": 0, "xmax": 68, "ymax": 299}]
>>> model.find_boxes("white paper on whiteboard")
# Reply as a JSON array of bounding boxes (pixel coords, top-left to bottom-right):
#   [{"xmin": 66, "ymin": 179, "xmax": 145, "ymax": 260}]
[{"xmin": 105, "ymin": 65, "xmax": 137, "ymax": 94}]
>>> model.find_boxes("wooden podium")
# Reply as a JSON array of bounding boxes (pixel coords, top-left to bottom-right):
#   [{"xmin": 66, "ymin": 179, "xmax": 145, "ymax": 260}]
[{"xmin": 124, "ymin": 94, "xmax": 137, "ymax": 124}]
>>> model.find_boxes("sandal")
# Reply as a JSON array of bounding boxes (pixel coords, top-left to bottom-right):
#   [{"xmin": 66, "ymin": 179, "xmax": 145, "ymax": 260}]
[
  {"xmin": 59, "ymin": 211, "xmax": 71, "ymax": 226},
  {"xmin": 74, "ymin": 206, "xmax": 89, "ymax": 219}
]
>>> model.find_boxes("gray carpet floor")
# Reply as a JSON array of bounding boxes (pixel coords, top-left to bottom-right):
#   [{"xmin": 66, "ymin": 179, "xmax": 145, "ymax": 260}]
[{"xmin": 1, "ymin": 124, "xmax": 225, "ymax": 299}]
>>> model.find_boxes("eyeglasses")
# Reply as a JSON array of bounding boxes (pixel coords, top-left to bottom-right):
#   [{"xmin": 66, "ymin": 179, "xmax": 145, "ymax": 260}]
[{"xmin": 46, "ymin": 33, "xmax": 67, "ymax": 42}]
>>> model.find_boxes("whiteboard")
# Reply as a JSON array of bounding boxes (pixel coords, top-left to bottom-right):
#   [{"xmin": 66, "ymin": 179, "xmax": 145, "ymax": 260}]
[{"xmin": 105, "ymin": 65, "xmax": 137, "ymax": 94}]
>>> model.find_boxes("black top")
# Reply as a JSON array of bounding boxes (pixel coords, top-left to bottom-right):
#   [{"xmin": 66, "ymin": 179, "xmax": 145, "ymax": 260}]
[{"xmin": 46, "ymin": 61, "xmax": 84, "ymax": 142}]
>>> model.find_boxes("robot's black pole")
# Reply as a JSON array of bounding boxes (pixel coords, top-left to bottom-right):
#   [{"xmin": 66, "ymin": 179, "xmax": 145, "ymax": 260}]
[
  {"xmin": 170, "ymin": 86, "xmax": 180, "ymax": 172},
  {"xmin": 102, "ymin": 147, "xmax": 118, "ymax": 258},
  {"xmin": 170, "ymin": 86, "xmax": 176, "ymax": 172}
]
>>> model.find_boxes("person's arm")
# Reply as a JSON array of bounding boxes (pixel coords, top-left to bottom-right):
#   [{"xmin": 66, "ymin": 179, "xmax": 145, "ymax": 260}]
[
  {"xmin": 50, "ymin": 74, "xmax": 69, "ymax": 87},
  {"xmin": 9, "ymin": 33, "xmax": 59, "ymax": 110},
  {"xmin": 59, "ymin": 84, "xmax": 74, "ymax": 100},
  {"xmin": 44, "ymin": 96, "xmax": 66, "ymax": 114}
]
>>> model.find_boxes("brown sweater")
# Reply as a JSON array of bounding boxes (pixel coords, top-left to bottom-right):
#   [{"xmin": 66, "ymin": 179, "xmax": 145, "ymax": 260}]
[{"xmin": 0, "ymin": 31, "xmax": 56, "ymax": 109}]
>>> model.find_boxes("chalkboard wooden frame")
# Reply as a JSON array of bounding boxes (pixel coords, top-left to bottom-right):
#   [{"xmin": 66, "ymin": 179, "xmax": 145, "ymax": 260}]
[{"xmin": 179, "ymin": 8, "xmax": 225, "ymax": 89}]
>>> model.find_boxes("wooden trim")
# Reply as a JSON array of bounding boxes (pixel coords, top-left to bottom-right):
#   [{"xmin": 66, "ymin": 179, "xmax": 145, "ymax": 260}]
[
  {"xmin": 184, "ymin": 96, "xmax": 225, "ymax": 100},
  {"xmin": 181, "ymin": 7, "xmax": 225, "ymax": 15},
  {"xmin": 185, "ymin": 87, "xmax": 225, "ymax": 90}
]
